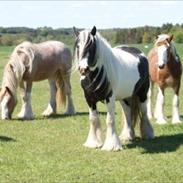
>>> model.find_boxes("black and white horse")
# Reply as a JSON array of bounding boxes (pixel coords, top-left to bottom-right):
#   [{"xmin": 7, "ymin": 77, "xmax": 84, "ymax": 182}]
[{"xmin": 73, "ymin": 26, "xmax": 154, "ymax": 151}]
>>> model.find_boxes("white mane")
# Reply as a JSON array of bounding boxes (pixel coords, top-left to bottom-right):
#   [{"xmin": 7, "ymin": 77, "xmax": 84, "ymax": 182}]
[
  {"xmin": 1, "ymin": 41, "xmax": 35, "ymax": 100},
  {"xmin": 95, "ymin": 32, "xmax": 116, "ymax": 82}
]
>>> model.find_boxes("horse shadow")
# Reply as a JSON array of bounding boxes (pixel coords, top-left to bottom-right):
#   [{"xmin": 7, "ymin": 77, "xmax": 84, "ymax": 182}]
[
  {"xmin": 125, "ymin": 133, "xmax": 183, "ymax": 154},
  {"xmin": 45, "ymin": 111, "xmax": 107, "ymax": 119},
  {"xmin": 0, "ymin": 135, "xmax": 16, "ymax": 142}
]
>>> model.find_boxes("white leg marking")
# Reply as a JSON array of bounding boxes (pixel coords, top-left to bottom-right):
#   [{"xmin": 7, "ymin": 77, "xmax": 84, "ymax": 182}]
[
  {"xmin": 42, "ymin": 81, "xmax": 56, "ymax": 117},
  {"xmin": 1, "ymin": 95, "xmax": 10, "ymax": 119},
  {"xmin": 119, "ymin": 100, "xmax": 135, "ymax": 141},
  {"xmin": 18, "ymin": 92, "xmax": 34, "ymax": 120},
  {"xmin": 83, "ymin": 108, "xmax": 103, "ymax": 148},
  {"xmin": 154, "ymin": 87, "xmax": 167, "ymax": 124},
  {"xmin": 172, "ymin": 94, "xmax": 181, "ymax": 124},
  {"xmin": 140, "ymin": 101, "xmax": 154, "ymax": 139},
  {"xmin": 101, "ymin": 97, "xmax": 122, "ymax": 151}
]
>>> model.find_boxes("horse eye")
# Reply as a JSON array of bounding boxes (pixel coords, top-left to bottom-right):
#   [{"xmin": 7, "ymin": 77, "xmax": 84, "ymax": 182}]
[{"xmin": 76, "ymin": 45, "xmax": 80, "ymax": 49}]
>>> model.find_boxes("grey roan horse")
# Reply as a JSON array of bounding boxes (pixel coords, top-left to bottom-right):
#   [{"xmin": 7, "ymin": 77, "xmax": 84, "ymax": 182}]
[{"xmin": 0, "ymin": 41, "xmax": 75, "ymax": 119}]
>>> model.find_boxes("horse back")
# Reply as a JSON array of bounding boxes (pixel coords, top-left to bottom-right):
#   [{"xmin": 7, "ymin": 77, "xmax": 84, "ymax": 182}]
[{"xmin": 15, "ymin": 41, "xmax": 72, "ymax": 81}]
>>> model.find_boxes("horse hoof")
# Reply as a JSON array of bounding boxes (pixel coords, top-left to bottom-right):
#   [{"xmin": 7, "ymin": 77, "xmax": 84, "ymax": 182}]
[
  {"xmin": 42, "ymin": 111, "xmax": 55, "ymax": 117},
  {"xmin": 172, "ymin": 120, "xmax": 182, "ymax": 124},
  {"xmin": 83, "ymin": 141, "xmax": 103, "ymax": 149},
  {"xmin": 101, "ymin": 144, "xmax": 122, "ymax": 151},
  {"xmin": 156, "ymin": 119, "xmax": 167, "ymax": 125}
]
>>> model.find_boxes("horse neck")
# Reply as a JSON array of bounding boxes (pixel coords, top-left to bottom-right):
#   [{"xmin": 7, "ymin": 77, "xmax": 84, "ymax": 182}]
[
  {"xmin": 167, "ymin": 44, "xmax": 178, "ymax": 65},
  {"xmin": 96, "ymin": 34, "xmax": 116, "ymax": 75}
]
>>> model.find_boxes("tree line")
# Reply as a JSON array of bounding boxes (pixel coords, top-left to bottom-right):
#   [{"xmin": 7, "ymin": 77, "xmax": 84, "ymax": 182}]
[{"xmin": 0, "ymin": 23, "xmax": 183, "ymax": 46}]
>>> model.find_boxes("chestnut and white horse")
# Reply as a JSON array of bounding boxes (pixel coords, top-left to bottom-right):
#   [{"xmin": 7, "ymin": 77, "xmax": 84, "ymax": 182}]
[
  {"xmin": 73, "ymin": 26, "xmax": 154, "ymax": 151},
  {"xmin": 0, "ymin": 41, "xmax": 75, "ymax": 120},
  {"xmin": 147, "ymin": 34, "xmax": 182, "ymax": 124}
]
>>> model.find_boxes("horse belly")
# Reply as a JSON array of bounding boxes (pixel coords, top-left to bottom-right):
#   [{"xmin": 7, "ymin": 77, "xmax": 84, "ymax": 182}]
[
  {"xmin": 33, "ymin": 59, "xmax": 60, "ymax": 81},
  {"xmin": 111, "ymin": 50, "xmax": 141, "ymax": 100},
  {"xmin": 114, "ymin": 71, "xmax": 140, "ymax": 100}
]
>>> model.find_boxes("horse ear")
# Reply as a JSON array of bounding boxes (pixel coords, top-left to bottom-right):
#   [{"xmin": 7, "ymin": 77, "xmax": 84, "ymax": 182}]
[
  {"xmin": 73, "ymin": 26, "xmax": 79, "ymax": 37},
  {"xmin": 91, "ymin": 26, "xmax": 97, "ymax": 36},
  {"xmin": 7, "ymin": 63, "xmax": 14, "ymax": 73},
  {"xmin": 156, "ymin": 35, "xmax": 159, "ymax": 39},
  {"xmin": 168, "ymin": 34, "xmax": 174, "ymax": 42}
]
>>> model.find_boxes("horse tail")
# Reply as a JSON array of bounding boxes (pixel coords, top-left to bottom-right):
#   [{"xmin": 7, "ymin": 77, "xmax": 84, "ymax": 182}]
[
  {"xmin": 131, "ymin": 94, "xmax": 142, "ymax": 129},
  {"xmin": 55, "ymin": 70, "xmax": 66, "ymax": 108}
]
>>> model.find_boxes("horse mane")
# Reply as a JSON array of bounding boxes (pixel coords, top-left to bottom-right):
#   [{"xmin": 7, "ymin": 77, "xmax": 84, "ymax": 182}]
[
  {"xmin": 95, "ymin": 32, "xmax": 116, "ymax": 81},
  {"xmin": 1, "ymin": 41, "xmax": 35, "ymax": 100},
  {"xmin": 1, "ymin": 63, "xmax": 18, "ymax": 101}
]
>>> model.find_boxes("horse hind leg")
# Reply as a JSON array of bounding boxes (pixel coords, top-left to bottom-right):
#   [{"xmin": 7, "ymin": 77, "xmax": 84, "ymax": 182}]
[
  {"xmin": 134, "ymin": 79, "xmax": 154, "ymax": 139},
  {"xmin": 140, "ymin": 101, "xmax": 154, "ymax": 139},
  {"xmin": 119, "ymin": 99, "xmax": 135, "ymax": 142},
  {"xmin": 42, "ymin": 79, "xmax": 57, "ymax": 117},
  {"xmin": 172, "ymin": 83, "xmax": 181, "ymax": 124},
  {"xmin": 154, "ymin": 87, "xmax": 167, "ymax": 124},
  {"xmin": 62, "ymin": 73, "xmax": 76, "ymax": 115}
]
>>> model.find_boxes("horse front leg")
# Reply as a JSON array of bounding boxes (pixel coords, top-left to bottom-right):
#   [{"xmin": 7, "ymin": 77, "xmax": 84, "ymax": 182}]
[
  {"xmin": 172, "ymin": 84, "xmax": 181, "ymax": 124},
  {"xmin": 154, "ymin": 87, "xmax": 167, "ymax": 124},
  {"xmin": 101, "ymin": 96, "xmax": 122, "ymax": 151},
  {"xmin": 42, "ymin": 79, "xmax": 57, "ymax": 117},
  {"xmin": 83, "ymin": 106, "xmax": 103, "ymax": 148},
  {"xmin": 147, "ymin": 81, "xmax": 154, "ymax": 119},
  {"xmin": 18, "ymin": 81, "xmax": 34, "ymax": 120}
]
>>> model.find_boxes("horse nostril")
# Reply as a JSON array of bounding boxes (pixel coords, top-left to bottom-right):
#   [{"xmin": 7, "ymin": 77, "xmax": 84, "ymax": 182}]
[
  {"xmin": 79, "ymin": 67, "xmax": 89, "ymax": 75},
  {"xmin": 159, "ymin": 64, "xmax": 165, "ymax": 69},
  {"xmin": 85, "ymin": 66, "xmax": 89, "ymax": 72}
]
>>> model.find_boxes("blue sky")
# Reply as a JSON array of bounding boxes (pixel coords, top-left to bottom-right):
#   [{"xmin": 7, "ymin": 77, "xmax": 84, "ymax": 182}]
[{"xmin": 0, "ymin": 1, "xmax": 182, "ymax": 29}]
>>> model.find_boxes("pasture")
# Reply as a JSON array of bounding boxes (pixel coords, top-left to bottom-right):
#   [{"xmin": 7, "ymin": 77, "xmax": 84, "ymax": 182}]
[{"xmin": 0, "ymin": 43, "xmax": 183, "ymax": 183}]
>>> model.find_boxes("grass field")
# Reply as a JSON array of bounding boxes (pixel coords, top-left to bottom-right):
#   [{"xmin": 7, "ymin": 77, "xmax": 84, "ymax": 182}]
[{"xmin": 0, "ymin": 42, "xmax": 183, "ymax": 183}]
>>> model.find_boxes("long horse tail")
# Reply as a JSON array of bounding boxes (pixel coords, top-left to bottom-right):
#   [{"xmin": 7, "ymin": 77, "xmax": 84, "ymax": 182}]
[
  {"xmin": 131, "ymin": 94, "xmax": 142, "ymax": 129},
  {"xmin": 55, "ymin": 70, "xmax": 66, "ymax": 109}
]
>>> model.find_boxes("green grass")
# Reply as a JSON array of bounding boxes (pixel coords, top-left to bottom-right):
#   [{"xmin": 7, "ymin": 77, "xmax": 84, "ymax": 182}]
[{"xmin": 0, "ymin": 44, "xmax": 183, "ymax": 183}]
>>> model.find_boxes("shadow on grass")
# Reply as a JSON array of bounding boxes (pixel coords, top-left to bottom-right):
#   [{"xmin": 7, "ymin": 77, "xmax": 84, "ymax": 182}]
[
  {"xmin": 0, "ymin": 135, "xmax": 16, "ymax": 142},
  {"xmin": 126, "ymin": 133, "xmax": 183, "ymax": 154},
  {"xmin": 43, "ymin": 111, "xmax": 107, "ymax": 119},
  {"xmin": 167, "ymin": 115, "xmax": 183, "ymax": 120}
]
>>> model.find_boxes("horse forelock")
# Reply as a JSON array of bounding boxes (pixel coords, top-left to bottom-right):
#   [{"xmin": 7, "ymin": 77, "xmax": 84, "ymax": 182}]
[{"xmin": 155, "ymin": 34, "xmax": 172, "ymax": 46}]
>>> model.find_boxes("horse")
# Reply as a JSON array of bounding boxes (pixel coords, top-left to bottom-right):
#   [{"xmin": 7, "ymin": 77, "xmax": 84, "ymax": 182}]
[
  {"xmin": 0, "ymin": 41, "xmax": 75, "ymax": 120},
  {"xmin": 147, "ymin": 34, "xmax": 182, "ymax": 124},
  {"xmin": 73, "ymin": 26, "xmax": 154, "ymax": 151}
]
